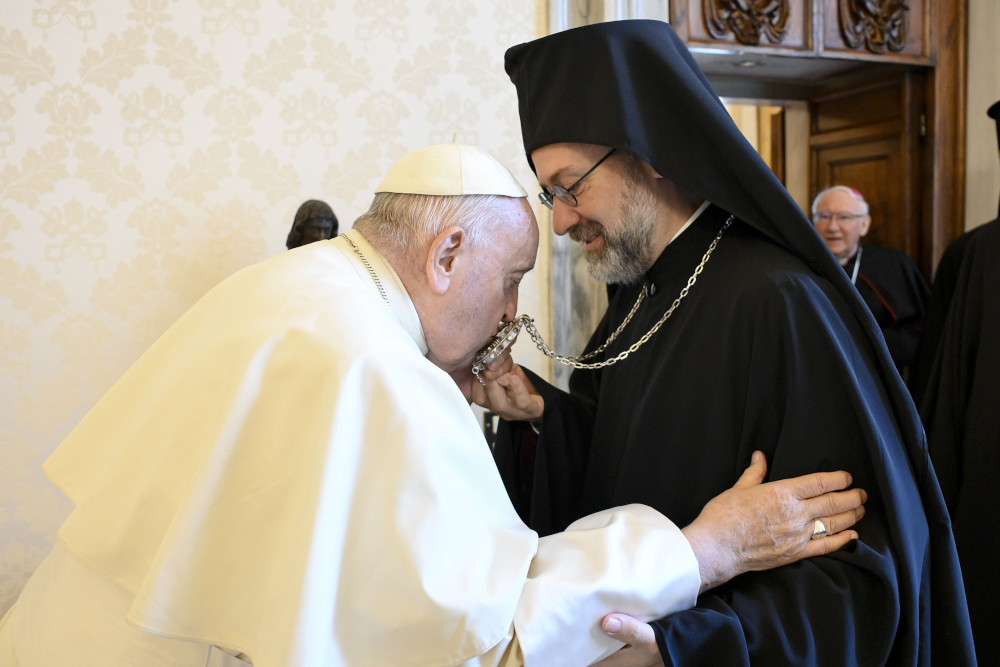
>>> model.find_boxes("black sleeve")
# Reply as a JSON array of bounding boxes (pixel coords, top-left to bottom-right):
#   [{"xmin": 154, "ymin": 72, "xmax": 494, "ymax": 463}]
[{"xmin": 492, "ymin": 366, "xmax": 596, "ymax": 537}]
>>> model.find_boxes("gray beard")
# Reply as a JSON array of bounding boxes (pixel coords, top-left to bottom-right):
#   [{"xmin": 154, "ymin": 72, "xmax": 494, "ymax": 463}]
[{"xmin": 579, "ymin": 184, "xmax": 658, "ymax": 284}]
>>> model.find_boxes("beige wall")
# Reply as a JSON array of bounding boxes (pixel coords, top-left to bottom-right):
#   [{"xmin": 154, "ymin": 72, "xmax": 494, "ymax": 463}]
[
  {"xmin": 965, "ymin": 0, "xmax": 1000, "ymax": 228},
  {"xmin": 0, "ymin": 0, "xmax": 548, "ymax": 613}
]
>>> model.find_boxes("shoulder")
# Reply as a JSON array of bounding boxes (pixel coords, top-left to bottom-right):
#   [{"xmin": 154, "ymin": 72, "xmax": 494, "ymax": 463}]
[
  {"xmin": 859, "ymin": 245, "xmax": 928, "ymax": 294},
  {"xmin": 862, "ymin": 244, "xmax": 920, "ymax": 270},
  {"xmin": 704, "ymin": 223, "xmax": 851, "ymax": 327},
  {"xmin": 966, "ymin": 216, "xmax": 1000, "ymax": 250},
  {"xmin": 934, "ymin": 219, "xmax": 998, "ymax": 281},
  {"xmin": 719, "ymin": 221, "xmax": 831, "ymax": 291}
]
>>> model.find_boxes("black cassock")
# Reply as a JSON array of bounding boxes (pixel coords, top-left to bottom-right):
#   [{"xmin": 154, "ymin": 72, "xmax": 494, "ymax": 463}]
[
  {"xmin": 910, "ymin": 224, "xmax": 987, "ymax": 406},
  {"xmin": 500, "ymin": 20, "xmax": 975, "ymax": 666},
  {"xmin": 916, "ymin": 217, "xmax": 1000, "ymax": 661},
  {"xmin": 846, "ymin": 244, "xmax": 929, "ymax": 377}
]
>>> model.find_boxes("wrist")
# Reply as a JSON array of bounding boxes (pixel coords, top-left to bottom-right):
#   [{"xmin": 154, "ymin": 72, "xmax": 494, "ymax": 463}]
[{"xmin": 682, "ymin": 522, "xmax": 735, "ymax": 593}]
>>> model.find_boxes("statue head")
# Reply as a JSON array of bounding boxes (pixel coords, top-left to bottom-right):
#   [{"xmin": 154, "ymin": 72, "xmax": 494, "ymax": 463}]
[{"xmin": 287, "ymin": 199, "xmax": 338, "ymax": 249}]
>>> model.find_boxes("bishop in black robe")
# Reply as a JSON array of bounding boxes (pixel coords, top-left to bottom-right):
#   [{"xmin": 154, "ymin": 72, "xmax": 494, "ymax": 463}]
[
  {"xmin": 494, "ymin": 20, "xmax": 975, "ymax": 666},
  {"xmin": 916, "ymin": 217, "xmax": 1000, "ymax": 662}
]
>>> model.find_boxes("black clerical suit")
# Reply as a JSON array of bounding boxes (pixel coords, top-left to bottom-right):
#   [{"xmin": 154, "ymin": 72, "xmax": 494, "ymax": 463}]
[
  {"xmin": 845, "ymin": 244, "xmax": 929, "ymax": 377},
  {"xmin": 497, "ymin": 19, "xmax": 975, "ymax": 666}
]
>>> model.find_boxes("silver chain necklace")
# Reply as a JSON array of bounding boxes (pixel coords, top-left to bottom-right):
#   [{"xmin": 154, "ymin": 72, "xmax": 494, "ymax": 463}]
[
  {"xmin": 473, "ymin": 215, "xmax": 732, "ymax": 381},
  {"xmin": 343, "ymin": 234, "xmax": 391, "ymax": 306}
]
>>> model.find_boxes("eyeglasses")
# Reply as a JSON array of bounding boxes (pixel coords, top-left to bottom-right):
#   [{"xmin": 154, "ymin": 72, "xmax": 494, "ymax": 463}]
[
  {"xmin": 538, "ymin": 148, "xmax": 616, "ymax": 210},
  {"xmin": 812, "ymin": 212, "xmax": 866, "ymax": 225}
]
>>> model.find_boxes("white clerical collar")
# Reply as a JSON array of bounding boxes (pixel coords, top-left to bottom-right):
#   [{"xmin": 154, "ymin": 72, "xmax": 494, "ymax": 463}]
[
  {"xmin": 338, "ymin": 230, "xmax": 428, "ymax": 355},
  {"xmin": 668, "ymin": 200, "xmax": 711, "ymax": 244}
]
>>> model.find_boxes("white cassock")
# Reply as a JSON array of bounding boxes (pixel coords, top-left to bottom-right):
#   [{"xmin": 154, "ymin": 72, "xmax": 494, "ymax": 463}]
[{"xmin": 0, "ymin": 231, "xmax": 700, "ymax": 666}]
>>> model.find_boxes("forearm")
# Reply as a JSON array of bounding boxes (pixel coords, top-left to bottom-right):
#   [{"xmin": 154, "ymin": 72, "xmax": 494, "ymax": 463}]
[
  {"xmin": 457, "ymin": 506, "xmax": 702, "ymax": 667},
  {"xmin": 514, "ymin": 505, "xmax": 700, "ymax": 666}
]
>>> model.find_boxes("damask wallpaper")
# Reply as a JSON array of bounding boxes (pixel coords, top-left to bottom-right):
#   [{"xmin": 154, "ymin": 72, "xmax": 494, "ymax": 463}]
[{"xmin": 0, "ymin": 0, "xmax": 547, "ymax": 614}]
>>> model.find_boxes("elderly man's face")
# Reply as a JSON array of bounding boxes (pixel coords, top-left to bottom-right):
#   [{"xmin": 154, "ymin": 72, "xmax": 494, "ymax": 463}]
[
  {"xmin": 423, "ymin": 198, "xmax": 538, "ymax": 399},
  {"xmin": 812, "ymin": 190, "xmax": 870, "ymax": 263}
]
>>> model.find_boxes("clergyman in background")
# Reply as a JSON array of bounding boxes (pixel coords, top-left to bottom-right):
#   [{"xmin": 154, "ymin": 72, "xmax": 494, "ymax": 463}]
[{"xmin": 811, "ymin": 185, "xmax": 929, "ymax": 380}]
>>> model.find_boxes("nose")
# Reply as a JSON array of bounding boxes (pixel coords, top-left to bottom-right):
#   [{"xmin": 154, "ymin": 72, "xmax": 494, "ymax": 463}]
[
  {"xmin": 550, "ymin": 199, "xmax": 582, "ymax": 236},
  {"xmin": 503, "ymin": 288, "xmax": 519, "ymax": 323}
]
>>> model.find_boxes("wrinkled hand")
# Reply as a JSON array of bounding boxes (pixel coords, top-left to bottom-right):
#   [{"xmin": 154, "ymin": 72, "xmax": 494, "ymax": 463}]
[
  {"xmin": 682, "ymin": 451, "xmax": 867, "ymax": 592},
  {"xmin": 592, "ymin": 614, "xmax": 662, "ymax": 667},
  {"xmin": 469, "ymin": 350, "xmax": 544, "ymax": 421},
  {"xmin": 593, "ymin": 454, "xmax": 865, "ymax": 666}
]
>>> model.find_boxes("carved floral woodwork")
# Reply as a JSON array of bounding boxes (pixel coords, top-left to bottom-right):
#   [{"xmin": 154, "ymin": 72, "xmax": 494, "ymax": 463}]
[
  {"xmin": 839, "ymin": 0, "xmax": 910, "ymax": 54},
  {"xmin": 703, "ymin": 0, "xmax": 790, "ymax": 46}
]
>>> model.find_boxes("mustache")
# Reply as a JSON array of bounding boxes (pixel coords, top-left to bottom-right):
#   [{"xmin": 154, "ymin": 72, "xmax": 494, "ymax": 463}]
[{"xmin": 569, "ymin": 220, "xmax": 605, "ymax": 244}]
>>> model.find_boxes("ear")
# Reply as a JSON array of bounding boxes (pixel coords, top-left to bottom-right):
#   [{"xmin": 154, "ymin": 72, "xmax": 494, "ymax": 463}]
[
  {"xmin": 859, "ymin": 215, "xmax": 872, "ymax": 237},
  {"xmin": 425, "ymin": 225, "xmax": 467, "ymax": 295}
]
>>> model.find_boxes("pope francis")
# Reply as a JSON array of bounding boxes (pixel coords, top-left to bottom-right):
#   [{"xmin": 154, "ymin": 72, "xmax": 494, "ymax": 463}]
[{"xmin": 0, "ymin": 144, "xmax": 865, "ymax": 666}]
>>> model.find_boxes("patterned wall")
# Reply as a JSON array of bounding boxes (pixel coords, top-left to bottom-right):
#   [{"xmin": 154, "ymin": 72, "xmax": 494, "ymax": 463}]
[{"xmin": 0, "ymin": 0, "xmax": 547, "ymax": 613}]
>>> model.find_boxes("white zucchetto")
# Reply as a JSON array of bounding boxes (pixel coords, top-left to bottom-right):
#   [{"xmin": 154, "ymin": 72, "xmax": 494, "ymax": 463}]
[{"xmin": 376, "ymin": 143, "xmax": 528, "ymax": 197}]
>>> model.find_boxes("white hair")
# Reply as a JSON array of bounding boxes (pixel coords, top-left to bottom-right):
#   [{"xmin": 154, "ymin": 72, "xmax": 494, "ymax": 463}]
[
  {"xmin": 811, "ymin": 185, "xmax": 870, "ymax": 216},
  {"xmin": 353, "ymin": 192, "xmax": 521, "ymax": 257}
]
